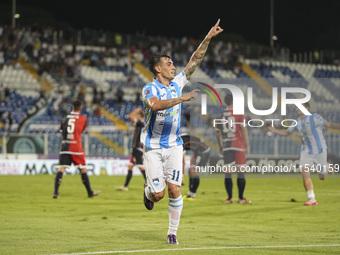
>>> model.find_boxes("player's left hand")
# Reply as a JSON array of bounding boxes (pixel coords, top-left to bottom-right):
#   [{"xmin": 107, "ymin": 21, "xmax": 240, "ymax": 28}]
[
  {"xmin": 245, "ymin": 146, "xmax": 250, "ymax": 157},
  {"xmin": 267, "ymin": 126, "xmax": 276, "ymax": 133},
  {"xmin": 206, "ymin": 19, "xmax": 223, "ymax": 39}
]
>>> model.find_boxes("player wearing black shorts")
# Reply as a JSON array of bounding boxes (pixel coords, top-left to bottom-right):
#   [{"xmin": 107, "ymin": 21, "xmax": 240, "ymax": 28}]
[
  {"xmin": 215, "ymin": 94, "xmax": 250, "ymax": 204},
  {"xmin": 117, "ymin": 108, "xmax": 146, "ymax": 191},
  {"xmin": 53, "ymin": 99, "xmax": 100, "ymax": 198},
  {"xmin": 181, "ymin": 134, "xmax": 211, "ymax": 200}
]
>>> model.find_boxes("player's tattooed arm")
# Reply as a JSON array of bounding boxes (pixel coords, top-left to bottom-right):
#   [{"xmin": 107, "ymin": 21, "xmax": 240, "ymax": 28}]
[
  {"xmin": 146, "ymin": 97, "xmax": 184, "ymax": 112},
  {"xmin": 146, "ymin": 90, "xmax": 199, "ymax": 111},
  {"xmin": 160, "ymin": 98, "xmax": 183, "ymax": 108},
  {"xmin": 184, "ymin": 19, "xmax": 223, "ymax": 80},
  {"xmin": 184, "ymin": 38, "xmax": 211, "ymax": 80}
]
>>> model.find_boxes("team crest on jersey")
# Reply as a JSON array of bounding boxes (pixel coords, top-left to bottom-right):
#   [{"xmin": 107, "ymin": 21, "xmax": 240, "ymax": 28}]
[
  {"xmin": 152, "ymin": 178, "xmax": 160, "ymax": 187},
  {"xmin": 171, "ymin": 88, "xmax": 177, "ymax": 96}
]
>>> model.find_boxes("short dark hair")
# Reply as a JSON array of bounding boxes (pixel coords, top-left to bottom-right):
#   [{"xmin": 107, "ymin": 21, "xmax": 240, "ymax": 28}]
[
  {"xmin": 148, "ymin": 54, "xmax": 171, "ymax": 76},
  {"xmin": 303, "ymin": 102, "xmax": 310, "ymax": 109},
  {"xmin": 224, "ymin": 93, "xmax": 233, "ymax": 106},
  {"xmin": 73, "ymin": 99, "xmax": 83, "ymax": 111}
]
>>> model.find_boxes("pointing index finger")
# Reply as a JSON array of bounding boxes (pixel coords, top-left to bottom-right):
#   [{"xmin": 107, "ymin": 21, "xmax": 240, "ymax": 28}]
[{"xmin": 214, "ymin": 19, "xmax": 220, "ymax": 27}]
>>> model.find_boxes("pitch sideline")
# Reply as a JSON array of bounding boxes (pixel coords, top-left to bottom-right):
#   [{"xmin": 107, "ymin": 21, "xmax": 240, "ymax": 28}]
[{"xmin": 49, "ymin": 243, "xmax": 340, "ymax": 255}]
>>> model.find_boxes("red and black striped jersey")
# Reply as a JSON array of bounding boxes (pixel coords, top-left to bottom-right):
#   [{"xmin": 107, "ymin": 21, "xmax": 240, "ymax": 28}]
[
  {"xmin": 60, "ymin": 112, "xmax": 87, "ymax": 154},
  {"xmin": 215, "ymin": 107, "xmax": 245, "ymax": 150}
]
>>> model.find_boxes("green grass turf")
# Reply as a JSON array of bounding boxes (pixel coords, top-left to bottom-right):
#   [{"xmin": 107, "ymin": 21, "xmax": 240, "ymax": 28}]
[{"xmin": 0, "ymin": 173, "xmax": 339, "ymax": 255}]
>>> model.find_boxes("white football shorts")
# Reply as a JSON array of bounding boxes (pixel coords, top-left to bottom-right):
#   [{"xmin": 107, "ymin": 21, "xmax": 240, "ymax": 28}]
[
  {"xmin": 299, "ymin": 149, "xmax": 329, "ymax": 174},
  {"xmin": 143, "ymin": 145, "xmax": 183, "ymax": 193}
]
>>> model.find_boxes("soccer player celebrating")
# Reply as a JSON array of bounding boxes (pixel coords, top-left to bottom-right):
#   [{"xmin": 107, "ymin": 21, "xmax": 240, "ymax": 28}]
[
  {"xmin": 268, "ymin": 102, "xmax": 340, "ymax": 206},
  {"xmin": 141, "ymin": 19, "xmax": 223, "ymax": 244},
  {"xmin": 117, "ymin": 108, "xmax": 146, "ymax": 191},
  {"xmin": 53, "ymin": 99, "xmax": 100, "ymax": 199},
  {"xmin": 215, "ymin": 94, "xmax": 251, "ymax": 204}
]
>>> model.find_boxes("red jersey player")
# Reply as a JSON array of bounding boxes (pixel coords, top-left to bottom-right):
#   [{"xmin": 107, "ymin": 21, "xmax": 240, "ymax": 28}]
[
  {"xmin": 215, "ymin": 94, "xmax": 250, "ymax": 204},
  {"xmin": 53, "ymin": 99, "xmax": 100, "ymax": 198}
]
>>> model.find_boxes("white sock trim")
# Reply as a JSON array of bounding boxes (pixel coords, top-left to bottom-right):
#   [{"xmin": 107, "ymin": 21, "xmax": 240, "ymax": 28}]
[
  {"xmin": 168, "ymin": 195, "xmax": 183, "ymax": 236},
  {"xmin": 307, "ymin": 189, "xmax": 315, "ymax": 200},
  {"xmin": 144, "ymin": 185, "xmax": 154, "ymax": 202},
  {"xmin": 169, "ymin": 195, "xmax": 183, "ymax": 207}
]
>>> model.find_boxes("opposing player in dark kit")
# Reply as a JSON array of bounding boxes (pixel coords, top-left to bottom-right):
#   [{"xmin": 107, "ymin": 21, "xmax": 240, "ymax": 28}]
[
  {"xmin": 53, "ymin": 99, "xmax": 100, "ymax": 198},
  {"xmin": 117, "ymin": 108, "xmax": 146, "ymax": 191},
  {"xmin": 181, "ymin": 134, "xmax": 211, "ymax": 200},
  {"xmin": 215, "ymin": 94, "xmax": 250, "ymax": 204}
]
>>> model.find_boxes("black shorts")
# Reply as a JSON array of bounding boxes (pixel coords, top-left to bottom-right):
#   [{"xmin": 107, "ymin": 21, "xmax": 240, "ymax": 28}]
[
  {"xmin": 191, "ymin": 147, "xmax": 211, "ymax": 167},
  {"xmin": 223, "ymin": 149, "xmax": 246, "ymax": 166},
  {"xmin": 129, "ymin": 148, "xmax": 143, "ymax": 166},
  {"xmin": 58, "ymin": 153, "xmax": 86, "ymax": 168}
]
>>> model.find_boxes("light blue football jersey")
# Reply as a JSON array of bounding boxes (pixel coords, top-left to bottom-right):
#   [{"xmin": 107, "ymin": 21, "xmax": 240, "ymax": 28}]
[
  {"xmin": 140, "ymin": 71, "xmax": 188, "ymax": 148},
  {"xmin": 288, "ymin": 113, "xmax": 327, "ymax": 154}
]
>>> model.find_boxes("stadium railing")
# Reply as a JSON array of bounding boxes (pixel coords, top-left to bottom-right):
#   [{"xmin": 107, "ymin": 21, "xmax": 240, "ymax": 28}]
[{"xmin": 1, "ymin": 133, "xmax": 339, "ymax": 159}]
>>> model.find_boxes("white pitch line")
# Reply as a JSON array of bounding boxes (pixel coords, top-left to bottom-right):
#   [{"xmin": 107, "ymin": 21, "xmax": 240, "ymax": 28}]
[{"xmin": 48, "ymin": 244, "xmax": 340, "ymax": 255}]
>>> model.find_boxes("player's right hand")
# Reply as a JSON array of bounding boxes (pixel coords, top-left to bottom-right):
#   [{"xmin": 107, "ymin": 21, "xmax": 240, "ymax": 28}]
[
  {"xmin": 189, "ymin": 89, "xmax": 200, "ymax": 100},
  {"xmin": 206, "ymin": 19, "xmax": 224, "ymax": 39}
]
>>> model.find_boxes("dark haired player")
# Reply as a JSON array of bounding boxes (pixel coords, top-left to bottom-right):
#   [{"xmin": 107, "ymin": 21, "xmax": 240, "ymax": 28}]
[
  {"xmin": 268, "ymin": 102, "xmax": 340, "ymax": 206},
  {"xmin": 141, "ymin": 20, "xmax": 223, "ymax": 244},
  {"xmin": 117, "ymin": 108, "xmax": 146, "ymax": 191},
  {"xmin": 181, "ymin": 134, "xmax": 211, "ymax": 200},
  {"xmin": 215, "ymin": 94, "xmax": 251, "ymax": 204},
  {"xmin": 53, "ymin": 100, "xmax": 100, "ymax": 198}
]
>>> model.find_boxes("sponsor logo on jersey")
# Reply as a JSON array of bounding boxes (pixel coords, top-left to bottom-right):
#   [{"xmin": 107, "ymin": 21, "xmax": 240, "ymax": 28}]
[{"xmin": 156, "ymin": 109, "xmax": 179, "ymax": 118}]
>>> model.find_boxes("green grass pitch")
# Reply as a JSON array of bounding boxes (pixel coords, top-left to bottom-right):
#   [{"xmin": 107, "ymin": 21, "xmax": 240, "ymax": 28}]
[{"xmin": 0, "ymin": 173, "xmax": 339, "ymax": 255}]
